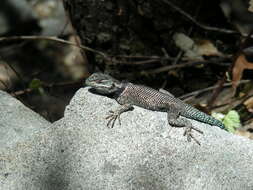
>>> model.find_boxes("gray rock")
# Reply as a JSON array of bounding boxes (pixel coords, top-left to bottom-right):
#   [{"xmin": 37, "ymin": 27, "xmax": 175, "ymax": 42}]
[
  {"xmin": 1, "ymin": 88, "xmax": 253, "ymax": 190},
  {"xmin": 0, "ymin": 91, "xmax": 51, "ymax": 148}
]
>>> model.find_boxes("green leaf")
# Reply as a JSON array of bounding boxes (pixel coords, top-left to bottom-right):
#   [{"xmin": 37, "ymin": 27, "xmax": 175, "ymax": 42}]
[
  {"xmin": 29, "ymin": 79, "xmax": 45, "ymax": 94},
  {"xmin": 29, "ymin": 79, "xmax": 42, "ymax": 90},
  {"xmin": 222, "ymin": 110, "xmax": 241, "ymax": 133}
]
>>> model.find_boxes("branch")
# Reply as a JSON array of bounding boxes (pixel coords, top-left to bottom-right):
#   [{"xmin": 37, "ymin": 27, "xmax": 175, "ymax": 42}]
[
  {"xmin": 0, "ymin": 35, "xmax": 109, "ymax": 60},
  {"xmin": 161, "ymin": 0, "xmax": 242, "ymax": 35},
  {"xmin": 179, "ymin": 80, "xmax": 250, "ymax": 100},
  {"xmin": 140, "ymin": 59, "xmax": 230, "ymax": 75}
]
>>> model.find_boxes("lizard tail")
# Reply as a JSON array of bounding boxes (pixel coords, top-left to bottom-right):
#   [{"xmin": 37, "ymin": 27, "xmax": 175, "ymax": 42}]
[
  {"xmin": 183, "ymin": 106, "xmax": 225, "ymax": 129},
  {"xmin": 197, "ymin": 114, "xmax": 225, "ymax": 129},
  {"xmin": 211, "ymin": 119, "xmax": 225, "ymax": 129}
]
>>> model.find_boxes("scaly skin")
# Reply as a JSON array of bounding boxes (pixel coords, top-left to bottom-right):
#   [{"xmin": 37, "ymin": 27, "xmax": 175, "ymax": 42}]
[{"xmin": 86, "ymin": 73, "xmax": 225, "ymax": 145}]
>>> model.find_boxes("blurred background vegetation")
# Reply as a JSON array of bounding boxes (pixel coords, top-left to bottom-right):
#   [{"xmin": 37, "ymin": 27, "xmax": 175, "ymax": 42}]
[{"xmin": 0, "ymin": 0, "xmax": 253, "ymax": 138}]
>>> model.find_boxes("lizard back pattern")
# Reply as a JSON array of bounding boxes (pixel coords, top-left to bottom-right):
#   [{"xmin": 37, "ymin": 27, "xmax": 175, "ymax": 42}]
[{"xmin": 116, "ymin": 83, "xmax": 225, "ymax": 129}]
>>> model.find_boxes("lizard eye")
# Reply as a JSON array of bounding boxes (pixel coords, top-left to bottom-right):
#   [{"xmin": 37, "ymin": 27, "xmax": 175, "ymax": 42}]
[{"xmin": 109, "ymin": 83, "xmax": 116, "ymax": 89}]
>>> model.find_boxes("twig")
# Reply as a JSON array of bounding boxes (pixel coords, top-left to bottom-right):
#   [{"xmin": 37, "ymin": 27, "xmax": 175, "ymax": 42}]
[
  {"xmin": 109, "ymin": 56, "xmax": 174, "ymax": 65},
  {"xmin": 0, "ymin": 35, "xmax": 174, "ymax": 65},
  {"xmin": 0, "ymin": 59, "xmax": 29, "ymax": 97},
  {"xmin": 10, "ymin": 88, "xmax": 33, "ymax": 96},
  {"xmin": 207, "ymin": 76, "xmax": 226, "ymax": 109},
  {"xmin": 172, "ymin": 2, "xmax": 199, "ymax": 66},
  {"xmin": 0, "ymin": 79, "xmax": 9, "ymax": 89},
  {"xmin": 141, "ymin": 62, "xmax": 191, "ymax": 75},
  {"xmin": 114, "ymin": 55, "xmax": 174, "ymax": 60},
  {"xmin": 10, "ymin": 80, "xmax": 84, "ymax": 97},
  {"xmin": 0, "ymin": 35, "xmax": 231, "ymax": 68},
  {"xmin": 0, "ymin": 35, "xmax": 109, "ymax": 60},
  {"xmin": 179, "ymin": 80, "xmax": 250, "ymax": 100},
  {"xmin": 141, "ymin": 59, "xmax": 229, "ymax": 75},
  {"xmin": 161, "ymin": 0, "xmax": 241, "ymax": 35},
  {"xmin": 117, "ymin": 59, "xmax": 161, "ymax": 65},
  {"xmin": 5, "ymin": 62, "xmax": 23, "ymax": 85},
  {"xmin": 161, "ymin": 48, "xmax": 170, "ymax": 62}
]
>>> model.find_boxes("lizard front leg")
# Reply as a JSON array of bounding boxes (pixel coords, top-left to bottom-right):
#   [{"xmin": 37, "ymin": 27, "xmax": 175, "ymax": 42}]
[
  {"xmin": 167, "ymin": 108, "xmax": 203, "ymax": 145},
  {"xmin": 106, "ymin": 104, "xmax": 134, "ymax": 128}
]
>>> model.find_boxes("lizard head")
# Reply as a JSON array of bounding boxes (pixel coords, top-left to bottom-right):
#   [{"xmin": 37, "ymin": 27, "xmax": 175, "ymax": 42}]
[{"xmin": 85, "ymin": 73, "xmax": 122, "ymax": 94}]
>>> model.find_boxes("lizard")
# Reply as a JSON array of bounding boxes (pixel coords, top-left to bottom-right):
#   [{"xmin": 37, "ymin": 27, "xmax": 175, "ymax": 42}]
[{"xmin": 85, "ymin": 73, "xmax": 225, "ymax": 145}]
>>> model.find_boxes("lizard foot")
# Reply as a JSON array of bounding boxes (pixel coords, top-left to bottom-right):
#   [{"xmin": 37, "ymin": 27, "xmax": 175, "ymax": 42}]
[
  {"xmin": 105, "ymin": 110, "xmax": 122, "ymax": 128},
  {"xmin": 183, "ymin": 126, "xmax": 203, "ymax": 145}
]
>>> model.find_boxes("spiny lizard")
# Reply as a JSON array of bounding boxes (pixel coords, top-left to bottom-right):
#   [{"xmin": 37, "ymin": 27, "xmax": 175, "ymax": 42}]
[{"xmin": 85, "ymin": 73, "xmax": 225, "ymax": 145}]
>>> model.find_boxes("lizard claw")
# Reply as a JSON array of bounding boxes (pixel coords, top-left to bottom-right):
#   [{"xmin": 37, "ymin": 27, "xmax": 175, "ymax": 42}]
[
  {"xmin": 105, "ymin": 111, "xmax": 121, "ymax": 128},
  {"xmin": 183, "ymin": 127, "xmax": 202, "ymax": 146}
]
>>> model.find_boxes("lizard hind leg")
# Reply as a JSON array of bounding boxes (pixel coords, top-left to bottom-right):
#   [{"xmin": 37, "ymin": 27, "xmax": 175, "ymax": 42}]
[{"xmin": 167, "ymin": 110, "xmax": 203, "ymax": 145}]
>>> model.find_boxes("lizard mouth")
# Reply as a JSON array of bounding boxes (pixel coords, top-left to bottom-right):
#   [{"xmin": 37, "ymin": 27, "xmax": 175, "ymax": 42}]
[
  {"xmin": 85, "ymin": 80, "xmax": 96, "ymax": 86},
  {"xmin": 85, "ymin": 79, "xmax": 103, "ymax": 86}
]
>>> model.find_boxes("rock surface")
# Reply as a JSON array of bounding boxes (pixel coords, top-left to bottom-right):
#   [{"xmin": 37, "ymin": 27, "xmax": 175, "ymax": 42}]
[
  {"xmin": 0, "ymin": 91, "xmax": 51, "ymax": 148},
  {"xmin": 0, "ymin": 88, "xmax": 253, "ymax": 190}
]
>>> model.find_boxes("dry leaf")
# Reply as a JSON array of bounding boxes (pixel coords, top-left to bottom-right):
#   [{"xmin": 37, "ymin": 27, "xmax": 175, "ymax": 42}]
[
  {"xmin": 232, "ymin": 54, "xmax": 253, "ymax": 89},
  {"xmin": 195, "ymin": 40, "xmax": 222, "ymax": 56},
  {"xmin": 235, "ymin": 130, "xmax": 253, "ymax": 139},
  {"xmin": 173, "ymin": 33, "xmax": 221, "ymax": 61},
  {"xmin": 173, "ymin": 33, "xmax": 203, "ymax": 61},
  {"xmin": 244, "ymin": 96, "xmax": 253, "ymax": 112}
]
